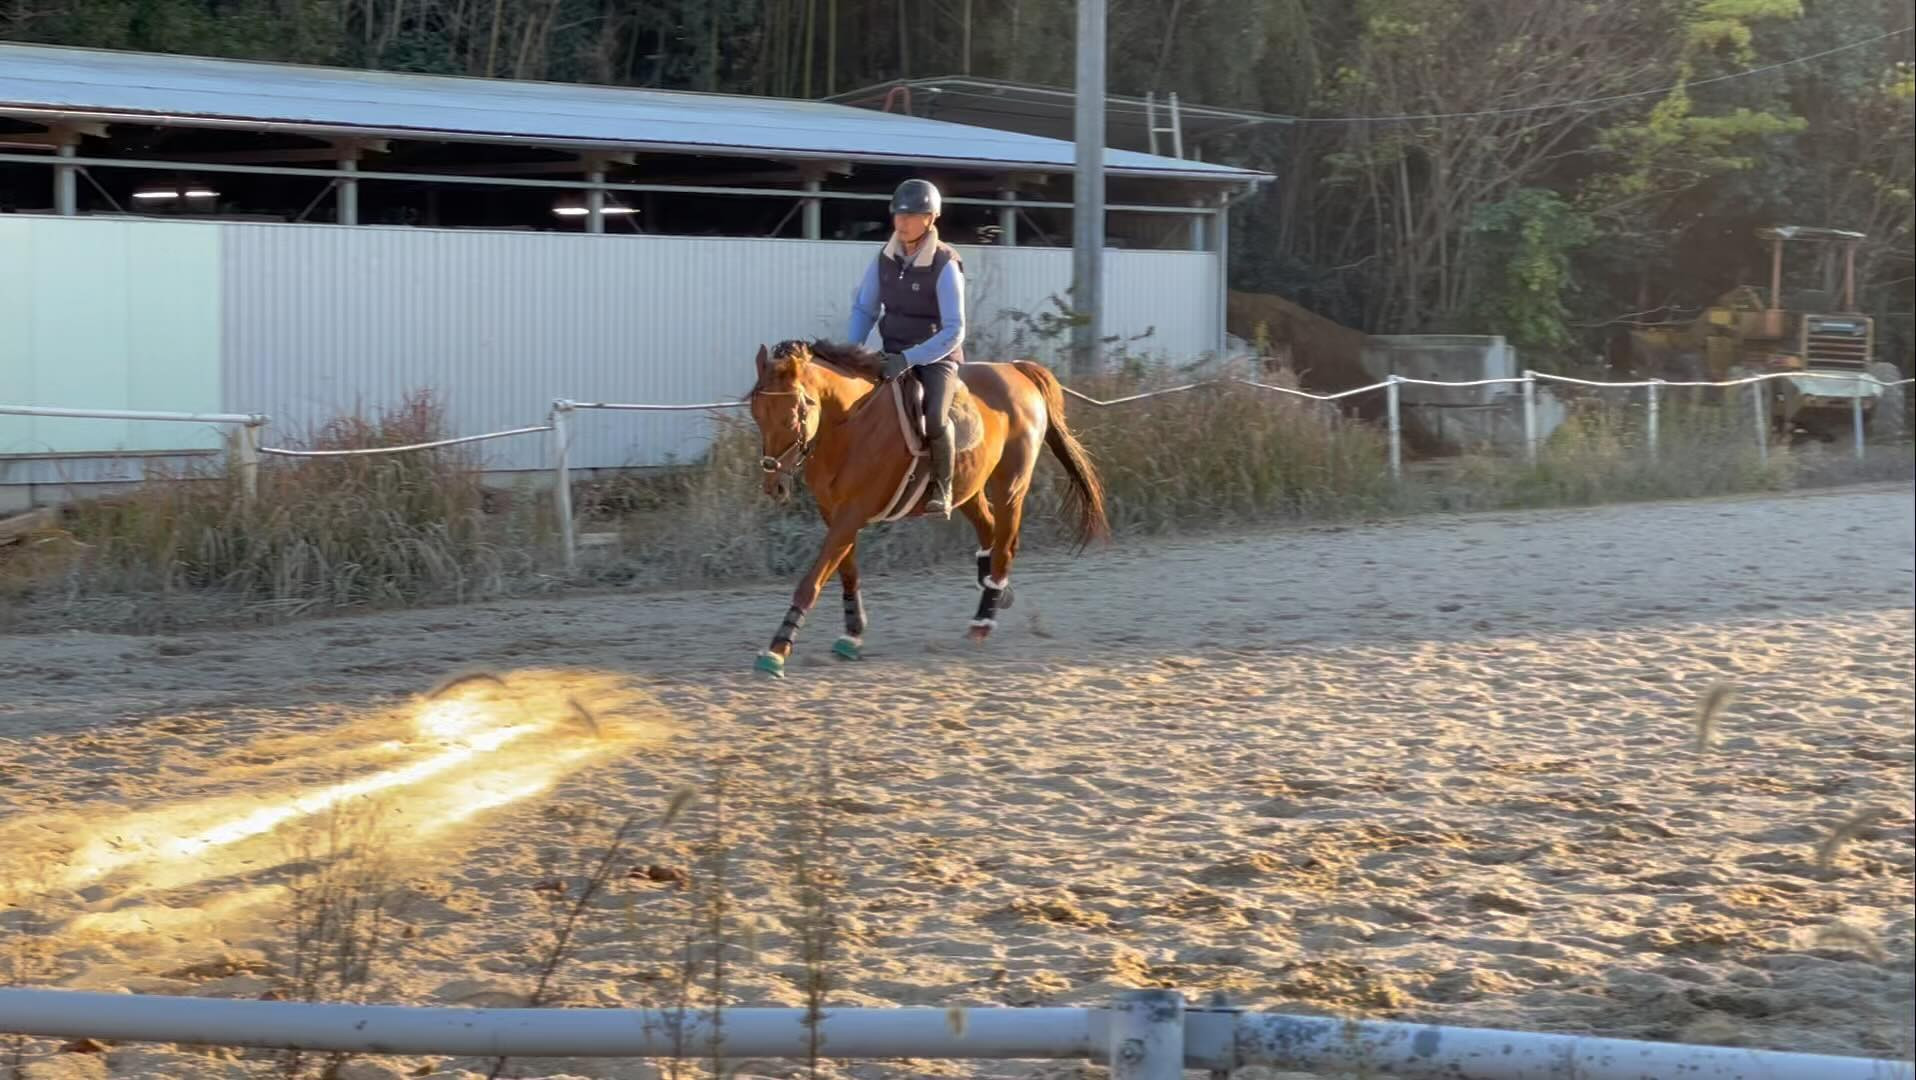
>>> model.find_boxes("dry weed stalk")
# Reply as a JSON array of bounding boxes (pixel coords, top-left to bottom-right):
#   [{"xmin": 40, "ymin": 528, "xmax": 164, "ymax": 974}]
[
  {"xmin": 1814, "ymin": 921, "xmax": 1890, "ymax": 963},
  {"xmin": 703, "ymin": 762, "xmax": 735, "ymax": 1079},
  {"xmin": 783, "ymin": 752, "xmax": 842, "ymax": 1078},
  {"xmin": 1, "ymin": 853, "xmax": 60, "ymax": 1079},
  {"xmin": 272, "ymin": 795, "xmax": 409, "ymax": 1080},
  {"xmin": 1816, "ymin": 806, "xmax": 1892, "ymax": 874},
  {"xmin": 1693, "ymin": 682, "xmax": 1738, "ymax": 753},
  {"xmin": 489, "ymin": 785, "xmax": 694, "ymax": 1080}
]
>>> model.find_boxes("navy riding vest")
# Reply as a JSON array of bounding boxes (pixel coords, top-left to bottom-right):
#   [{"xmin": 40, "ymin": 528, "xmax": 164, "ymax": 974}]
[{"xmin": 877, "ymin": 242, "xmax": 965, "ymax": 365}]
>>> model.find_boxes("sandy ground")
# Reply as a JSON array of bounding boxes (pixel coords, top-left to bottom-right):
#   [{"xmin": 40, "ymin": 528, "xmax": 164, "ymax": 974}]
[{"xmin": 1, "ymin": 485, "xmax": 1913, "ymax": 1080}]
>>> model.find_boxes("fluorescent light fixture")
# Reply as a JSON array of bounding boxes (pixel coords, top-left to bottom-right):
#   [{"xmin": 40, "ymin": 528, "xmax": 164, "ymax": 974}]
[
  {"xmin": 132, "ymin": 187, "xmax": 220, "ymax": 201},
  {"xmin": 553, "ymin": 204, "xmax": 637, "ymax": 217}
]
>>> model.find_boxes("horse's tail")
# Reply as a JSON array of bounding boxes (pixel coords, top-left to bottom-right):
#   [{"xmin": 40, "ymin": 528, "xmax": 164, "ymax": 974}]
[{"xmin": 1012, "ymin": 360, "xmax": 1110, "ymax": 551}]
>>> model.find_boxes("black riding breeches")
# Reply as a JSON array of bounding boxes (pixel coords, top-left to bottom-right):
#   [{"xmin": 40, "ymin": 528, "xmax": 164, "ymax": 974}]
[{"xmin": 917, "ymin": 359, "xmax": 959, "ymax": 443}]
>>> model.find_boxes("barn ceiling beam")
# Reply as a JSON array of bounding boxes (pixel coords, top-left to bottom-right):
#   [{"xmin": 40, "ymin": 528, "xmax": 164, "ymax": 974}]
[
  {"xmin": 146, "ymin": 142, "xmax": 389, "ymax": 165},
  {"xmin": 0, "ymin": 122, "xmax": 110, "ymax": 150},
  {"xmin": 392, "ymin": 152, "xmax": 634, "ymax": 177}
]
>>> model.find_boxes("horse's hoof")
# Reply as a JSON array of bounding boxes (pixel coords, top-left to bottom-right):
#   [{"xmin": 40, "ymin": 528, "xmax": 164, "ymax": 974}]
[
  {"xmin": 966, "ymin": 620, "xmax": 994, "ymax": 643},
  {"xmin": 754, "ymin": 652, "xmax": 787, "ymax": 679},
  {"xmin": 999, "ymin": 586, "xmax": 1015, "ymax": 610},
  {"xmin": 832, "ymin": 636, "xmax": 863, "ymax": 661}
]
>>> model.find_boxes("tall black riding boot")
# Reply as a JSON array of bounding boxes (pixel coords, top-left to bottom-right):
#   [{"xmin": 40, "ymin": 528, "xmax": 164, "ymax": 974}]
[{"xmin": 924, "ymin": 424, "xmax": 955, "ymax": 518}]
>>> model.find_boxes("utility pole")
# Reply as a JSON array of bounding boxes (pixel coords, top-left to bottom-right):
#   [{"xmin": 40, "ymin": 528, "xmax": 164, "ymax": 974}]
[{"xmin": 1071, "ymin": 0, "xmax": 1106, "ymax": 377}]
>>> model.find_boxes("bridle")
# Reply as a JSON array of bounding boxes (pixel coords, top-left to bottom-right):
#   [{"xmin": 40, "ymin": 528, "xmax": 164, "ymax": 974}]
[{"xmin": 752, "ymin": 387, "xmax": 817, "ymax": 481}]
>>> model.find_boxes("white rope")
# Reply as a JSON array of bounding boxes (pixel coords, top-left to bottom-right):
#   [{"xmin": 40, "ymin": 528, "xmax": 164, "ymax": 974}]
[
  {"xmin": 563, "ymin": 399, "xmax": 749, "ymax": 412},
  {"xmin": 1534, "ymin": 370, "xmax": 1916, "ymax": 389},
  {"xmin": 1389, "ymin": 376, "xmax": 1528, "ymax": 389},
  {"xmin": 17, "ymin": 366, "xmax": 1909, "ymax": 463},
  {"xmin": 1062, "ymin": 382, "xmax": 1213, "ymax": 407},
  {"xmin": 1041, "ymin": 366, "xmax": 1916, "ymax": 408},
  {"xmin": 257, "ymin": 424, "xmax": 553, "ymax": 458}
]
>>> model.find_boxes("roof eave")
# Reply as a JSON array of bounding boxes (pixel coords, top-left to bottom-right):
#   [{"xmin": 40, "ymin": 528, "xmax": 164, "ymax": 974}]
[{"xmin": 0, "ymin": 104, "xmax": 1268, "ymax": 185}]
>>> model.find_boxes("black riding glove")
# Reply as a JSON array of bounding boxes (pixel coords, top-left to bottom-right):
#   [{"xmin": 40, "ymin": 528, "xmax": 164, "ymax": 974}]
[{"xmin": 881, "ymin": 351, "xmax": 911, "ymax": 379}]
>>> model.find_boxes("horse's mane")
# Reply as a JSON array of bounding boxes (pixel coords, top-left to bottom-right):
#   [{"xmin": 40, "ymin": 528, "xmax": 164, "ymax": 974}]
[{"xmin": 800, "ymin": 339, "xmax": 886, "ymax": 383}]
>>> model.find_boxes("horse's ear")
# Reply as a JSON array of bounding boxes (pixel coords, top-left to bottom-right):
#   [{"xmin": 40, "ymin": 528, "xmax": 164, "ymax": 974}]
[{"xmin": 754, "ymin": 344, "xmax": 770, "ymax": 377}]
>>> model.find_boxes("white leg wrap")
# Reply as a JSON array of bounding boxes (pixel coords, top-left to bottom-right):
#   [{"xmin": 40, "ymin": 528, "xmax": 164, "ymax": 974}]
[
  {"xmin": 976, "ymin": 548, "xmax": 992, "ymax": 558},
  {"xmin": 969, "ymin": 617, "xmax": 998, "ymax": 629},
  {"xmin": 983, "ymin": 576, "xmax": 1009, "ymax": 592}
]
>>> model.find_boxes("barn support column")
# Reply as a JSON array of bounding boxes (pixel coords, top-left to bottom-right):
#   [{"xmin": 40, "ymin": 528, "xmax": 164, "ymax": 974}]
[
  {"xmin": 802, "ymin": 178, "xmax": 822, "ymax": 240},
  {"xmin": 333, "ymin": 141, "xmax": 360, "ymax": 225},
  {"xmin": 577, "ymin": 153, "xmax": 633, "ymax": 234},
  {"xmin": 585, "ymin": 165, "xmax": 606, "ymax": 234},
  {"xmin": 54, "ymin": 140, "xmax": 77, "ymax": 216},
  {"xmin": 997, "ymin": 188, "xmax": 1017, "ymax": 246}
]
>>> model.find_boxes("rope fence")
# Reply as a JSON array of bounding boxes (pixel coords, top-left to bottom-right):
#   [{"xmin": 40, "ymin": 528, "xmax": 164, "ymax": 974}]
[
  {"xmin": 5, "ymin": 366, "xmax": 1911, "ymax": 566},
  {"xmin": 253, "ymin": 424, "xmax": 556, "ymax": 458}
]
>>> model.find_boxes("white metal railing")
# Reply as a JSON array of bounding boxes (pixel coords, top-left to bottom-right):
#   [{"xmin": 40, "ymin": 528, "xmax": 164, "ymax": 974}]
[
  {"xmin": 0, "ymin": 987, "xmax": 1906, "ymax": 1080},
  {"xmin": 5, "ymin": 367, "xmax": 1911, "ymax": 564},
  {"xmin": 0, "ymin": 403, "xmax": 269, "ymax": 501}
]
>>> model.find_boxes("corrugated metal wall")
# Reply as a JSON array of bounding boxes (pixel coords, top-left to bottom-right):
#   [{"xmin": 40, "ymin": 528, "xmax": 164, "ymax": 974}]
[
  {"xmin": 0, "ymin": 217, "xmax": 224, "ymax": 456},
  {"xmin": 0, "ymin": 218, "xmax": 1219, "ymax": 475}
]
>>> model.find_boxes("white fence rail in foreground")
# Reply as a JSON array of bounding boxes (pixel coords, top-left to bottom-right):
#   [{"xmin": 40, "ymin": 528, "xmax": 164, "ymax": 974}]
[
  {"xmin": 5, "ymin": 367, "xmax": 1911, "ymax": 568},
  {"xmin": 0, "ymin": 987, "xmax": 1907, "ymax": 1080}
]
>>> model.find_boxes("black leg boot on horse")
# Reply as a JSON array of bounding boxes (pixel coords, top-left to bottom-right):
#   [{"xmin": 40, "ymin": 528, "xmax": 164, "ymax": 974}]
[{"xmin": 917, "ymin": 359, "xmax": 960, "ymax": 518}]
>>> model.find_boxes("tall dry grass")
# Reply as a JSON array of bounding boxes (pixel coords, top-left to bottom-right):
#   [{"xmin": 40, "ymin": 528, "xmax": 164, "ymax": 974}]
[
  {"xmin": 1407, "ymin": 387, "xmax": 1912, "ymax": 513},
  {"xmin": 4, "ymin": 373, "xmax": 1908, "ymax": 631},
  {"xmin": 1060, "ymin": 367, "xmax": 1395, "ymax": 530},
  {"xmin": 2, "ymin": 392, "xmax": 549, "ymax": 629}
]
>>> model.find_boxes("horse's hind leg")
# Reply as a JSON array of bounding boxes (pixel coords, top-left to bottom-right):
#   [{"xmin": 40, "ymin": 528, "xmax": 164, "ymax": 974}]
[
  {"xmin": 958, "ymin": 498, "xmax": 997, "ymax": 591},
  {"xmin": 834, "ymin": 540, "xmax": 867, "ymax": 661},
  {"xmin": 969, "ymin": 484, "xmax": 1030, "ymax": 642}
]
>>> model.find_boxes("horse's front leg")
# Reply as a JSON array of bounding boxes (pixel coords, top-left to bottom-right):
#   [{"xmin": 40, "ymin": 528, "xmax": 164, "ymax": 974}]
[
  {"xmin": 756, "ymin": 519, "xmax": 862, "ymax": 679},
  {"xmin": 833, "ymin": 539, "xmax": 867, "ymax": 661}
]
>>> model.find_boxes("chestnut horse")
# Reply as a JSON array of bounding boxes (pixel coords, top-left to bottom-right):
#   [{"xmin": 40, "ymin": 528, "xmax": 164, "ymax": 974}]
[{"xmin": 746, "ymin": 340, "xmax": 1107, "ymax": 678}]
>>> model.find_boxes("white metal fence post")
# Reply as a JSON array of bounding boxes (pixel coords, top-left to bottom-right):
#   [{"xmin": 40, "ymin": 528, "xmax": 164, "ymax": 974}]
[
  {"xmin": 233, "ymin": 420, "xmax": 262, "ymax": 506},
  {"xmin": 1646, "ymin": 379, "xmax": 1661, "ymax": 462},
  {"xmin": 1521, "ymin": 369, "xmax": 1538, "ymax": 465},
  {"xmin": 1852, "ymin": 372, "xmax": 1866, "ymax": 461},
  {"xmin": 1752, "ymin": 379, "xmax": 1768, "ymax": 464},
  {"xmin": 550, "ymin": 401, "xmax": 577, "ymax": 571},
  {"xmin": 1106, "ymin": 990, "xmax": 1184, "ymax": 1080},
  {"xmin": 1385, "ymin": 375, "xmax": 1402, "ymax": 481}
]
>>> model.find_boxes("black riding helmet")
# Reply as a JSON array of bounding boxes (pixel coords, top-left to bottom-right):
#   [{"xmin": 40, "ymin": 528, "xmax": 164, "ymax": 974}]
[{"xmin": 890, "ymin": 178, "xmax": 942, "ymax": 217}]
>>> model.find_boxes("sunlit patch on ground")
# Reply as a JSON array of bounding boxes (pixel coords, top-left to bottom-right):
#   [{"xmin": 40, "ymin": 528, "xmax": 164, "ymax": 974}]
[{"xmin": 0, "ymin": 668, "xmax": 672, "ymax": 957}]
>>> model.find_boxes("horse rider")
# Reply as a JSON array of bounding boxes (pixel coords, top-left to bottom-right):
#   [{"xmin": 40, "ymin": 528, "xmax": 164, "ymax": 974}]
[{"xmin": 846, "ymin": 178, "xmax": 967, "ymax": 518}]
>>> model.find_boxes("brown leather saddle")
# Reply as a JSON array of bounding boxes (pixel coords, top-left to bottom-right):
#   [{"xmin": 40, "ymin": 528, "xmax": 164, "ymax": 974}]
[
  {"xmin": 868, "ymin": 369, "xmax": 983, "ymax": 525},
  {"xmin": 895, "ymin": 367, "xmax": 983, "ymax": 453}
]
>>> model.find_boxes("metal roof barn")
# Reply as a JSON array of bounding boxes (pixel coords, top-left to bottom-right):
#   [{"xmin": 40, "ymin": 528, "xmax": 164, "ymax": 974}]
[{"xmin": 0, "ymin": 42, "xmax": 1266, "ymax": 184}]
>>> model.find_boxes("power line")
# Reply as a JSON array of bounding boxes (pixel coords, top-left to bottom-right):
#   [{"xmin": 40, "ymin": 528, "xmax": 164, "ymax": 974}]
[
  {"xmin": 1282, "ymin": 25, "xmax": 1914, "ymax": 125},
  {"xmin": 880, "ymin": 25, "xmax": 1912, "ymax": 139}
]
